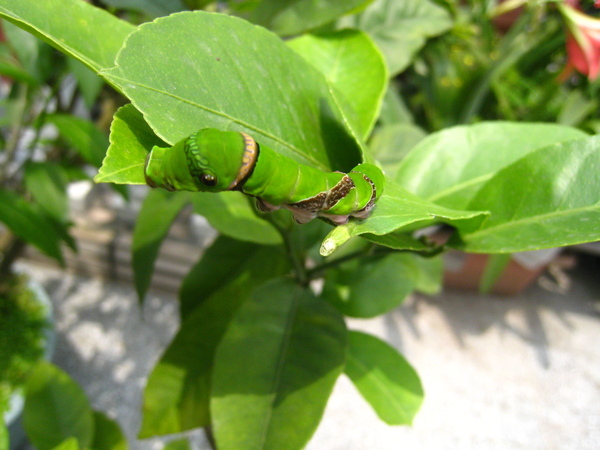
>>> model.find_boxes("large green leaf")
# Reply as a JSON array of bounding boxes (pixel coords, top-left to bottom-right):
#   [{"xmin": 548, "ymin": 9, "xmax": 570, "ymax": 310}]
[
  {"xmin": 95, "ymin": 104, "xmax": 167, "ymax": 185},
  {"xmin": 234, "ymin": 0, "xmax": 375, "ymax": 36},
  {"xmin": 190, "ymin": 193, "xmax": 281, "ymax": 245},
  {"xmin": 0, "ymin": 189, "xmax": 64, "ymax": 263},
  {"xmin": 455, "ymin": 136, "xmax": 600, "ymax": 253},
  {"xmin": 211, "ymin": 278, "xmax": 346, "ymax": 450},
  {"xmin": 345, "ymin": 331, "xmax": 423, "ymax": 425},
  {"xmin": 395, "ymin": 122, "xmax": 588, "ymax": 210},
  {"xmin": 0, "ymin": 0, "xmax": 134, "ymax": 73},
  {"xmin": 132, "ymin": 189, "xmax": 190, "ymax": 302},
  {"xmin": 139, "ymin": 246, "xmax": 289, "ymax": 437},
  {"xmin": 287, "ymin": 29, "xmax": 387, "ymax": 140},
  {"xmin": 23, "ymin": 362, "xmax": 94, "ymax": 450},
  {"xmin": 340, "ymin": 0, "xmax": 452, "ymax": 76},
  {"xmin": 101, "ymin": 11, "xmax": 364, "ymax": 174}
]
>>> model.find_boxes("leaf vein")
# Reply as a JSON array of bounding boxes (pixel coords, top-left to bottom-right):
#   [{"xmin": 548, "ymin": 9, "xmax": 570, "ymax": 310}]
[{"xmin": 101, "ymin": 73, "xmax": 326, "ymax": 170}]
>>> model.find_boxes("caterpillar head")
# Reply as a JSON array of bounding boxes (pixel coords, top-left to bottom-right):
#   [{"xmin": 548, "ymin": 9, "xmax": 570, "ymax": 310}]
[{"xmin": 144, "ymin": 129, "xmax": 258, "ymax": 193}]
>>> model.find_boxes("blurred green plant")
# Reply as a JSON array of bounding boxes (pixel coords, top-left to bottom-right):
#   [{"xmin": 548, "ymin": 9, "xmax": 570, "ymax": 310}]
[
  {"xmin": 0, "ymin": 275, "xmax": 46, "ymax": 414},
  {"xmin": 0, "ymin": 0, "xmax": 598, "ymax": 449},
  {"xmin": 0, "ymin": 3, "xmax": 130, "ymax": 448}
]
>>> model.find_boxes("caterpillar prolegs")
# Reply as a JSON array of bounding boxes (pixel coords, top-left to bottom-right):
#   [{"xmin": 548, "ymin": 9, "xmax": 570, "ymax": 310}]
[{"xmin": 144, "ymin": 129, "xmax": 384, "ymax": 225}]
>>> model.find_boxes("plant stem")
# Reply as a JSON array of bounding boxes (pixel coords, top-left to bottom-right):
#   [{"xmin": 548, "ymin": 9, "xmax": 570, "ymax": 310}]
[
  {"xmin": 305, "ymin": 249, "xmax": 369, "ymax": 280},
  {"xmin": 305, "ymin": 245, "xmax": 402, "ymax": 281},
  {"xmin": 280, "ymin": 224, "xmax": 308, "ymax": 286},
  {"xmin": 260, "ymin": 210, "xmax": 308, "ymax": 285}
]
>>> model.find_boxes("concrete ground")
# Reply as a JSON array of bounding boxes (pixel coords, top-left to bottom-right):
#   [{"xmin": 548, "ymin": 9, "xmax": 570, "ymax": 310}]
[{"xmin": 19, "ymin": 254, "xmax": 600, "ymax": 450}]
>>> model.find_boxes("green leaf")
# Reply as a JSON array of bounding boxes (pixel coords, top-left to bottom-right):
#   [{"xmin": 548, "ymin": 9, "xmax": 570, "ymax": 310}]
[
  {"xmin": 395, "ymin": 122, "xmax": 588, "ymax": 210},
  {"xmin": 361, "ymin": 232, "xmax": 432, "ymax": 253},
  {"xmin": 67, "ymin": 58, "xmax": 104, "ymax": 108},
  {"xmin": 412, "ymin": 255, "xmax": 443, "ymax": 295},
  {"xmin": 319, "ymin": 181, "xmax": 487, "ymax": 256},
  {"xmin": 24, "ymin": 162, "xmax": 70, "ymax": 223},
  {"xmin": 211, "ymin": 278, "xmax": 347, "ymax": 450},
  {"xmin": 95, "ymin": 104, "xmax": 167, "ymax": 184},
  {"xmin": 0, "ymin": 0, "xmax": 134, "ymax": 73},
  {"xmin": 345, "ymin": 331, "xmax": 423, "ymax": 425},
  {"xmin": 163, "ymin": 438, "xmax": 190, "ymax": 450},
  {"xmin": 23, "ymin": 162, "xmax": 77, "ymax": 252},
  {"xmin": 3, "ymin": 19, "xmax": 55, "ymax": 83},
  {"xmin": 235, "ymin": 0, "xmax": 375, "ymax": 36},
  {"xmin": 47, "ymin": 114, "xmax": 109, "ymax": 168},
  {"xmin": 133, "ymin": 189, "xmax": 190, "ymax": 302},
  {"xmin": 557, "ymin": 89, "xmax": 598, "ymax": 127},
  {"xmin": 99, "ymin": 105, "xmax": 280, "ymax": 246},
  {"xmin": 287, "ymin": 29, "xmax": 387, "ymax": 139},
  {"xmin": 139, "ymin": 246, "xmax": 289, "ymax": 437},
  {"xmin": 101, "ymin": 11, "xmax": 363, "ymax": 175},
  {"xmin": 0, "ymin": 189, "xmax": 64, "ymax": 263},
  {"xmin": 322, "ymin": 252, "xmax": 418, "ymax": 318},
  {"xmin": 191, "ymin": 193, "xmax": 281, "ymax": 245},
  {"xmin": 91, "ymin": 411, "xmax": 128, "ymax": 450},
  {"xmin": 340, "ymin": 0, "xmax": 452, "ymax": 76},
  {"xmin": 479, "ymin": 253, "xmax": 512, "ymax": 294},
  {"xmin": 455, "ymin": 136, "xmax": 600, "ymax": 253},
  {"xmin": 100, "ymin": 0, "xmax": 187, "ymax": 18},
  {"xmin": 378, "ymin": 83, "xmax": 414, "ymax": 125},
  {"xmin": 358, "ymin": 182, "xmax": 488, "ymax": 234},
  {"xmin": 23, "ymin": 362, "xmax": 94, "ymax": 450},
  {"xmin": 369, "ymin": 123, "xmax": 426, "ymax": 178},
  {"xmin": 0, "ymin": 55, "xmax": 39, "ymax": 85},
  {"xmin": 51, "ymin": 437, "xmax": 80, "ymax": 450},
  {"xmin": 0, "ymin": 420, "xmax": 7, "ymax": 450},
  {"xmin": 179, "ymin": 235, "xmax": 264, "ymax": 316}
]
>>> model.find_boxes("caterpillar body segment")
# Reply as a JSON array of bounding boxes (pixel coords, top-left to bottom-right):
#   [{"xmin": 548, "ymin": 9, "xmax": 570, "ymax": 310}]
[{"xmin": 144, "ymin": 129, "xmax": 384, "ymax": 225}]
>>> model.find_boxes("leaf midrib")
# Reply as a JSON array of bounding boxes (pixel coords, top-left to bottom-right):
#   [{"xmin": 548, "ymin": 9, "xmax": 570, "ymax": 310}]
[
  {"xmin": 257, "ymin": 290, "xmax": 302, "ymax": 448},
  {"xmin": 466, "ymin": 203, "xmax": 600, "ymax": 240},
  {"xmin": 101, "ymin": 73, "xmax": 327, "ymax": 171}
]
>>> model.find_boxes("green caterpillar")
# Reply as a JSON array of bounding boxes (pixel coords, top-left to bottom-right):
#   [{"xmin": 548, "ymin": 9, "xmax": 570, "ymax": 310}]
[{"xmin": 144, "ymin": 129, "xmax": 384, "ymax": 225}]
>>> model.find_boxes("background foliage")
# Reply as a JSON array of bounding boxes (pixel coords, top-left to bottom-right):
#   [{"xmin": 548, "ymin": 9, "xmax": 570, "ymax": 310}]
[{"xmin": 0, "ymin": 0, "xmax": 599, "ymax": 449}]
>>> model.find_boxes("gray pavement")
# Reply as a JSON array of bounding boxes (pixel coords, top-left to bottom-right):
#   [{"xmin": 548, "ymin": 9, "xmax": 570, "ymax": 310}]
[{"xmin": 20, "ymin": 255, "xmax": 600, "ymax": 450}]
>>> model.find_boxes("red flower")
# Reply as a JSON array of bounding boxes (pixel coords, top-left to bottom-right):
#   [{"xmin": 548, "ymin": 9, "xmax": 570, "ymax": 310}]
[{"xmin": 559, "ymin": 4, "xmax": 600, "ymax": 80}]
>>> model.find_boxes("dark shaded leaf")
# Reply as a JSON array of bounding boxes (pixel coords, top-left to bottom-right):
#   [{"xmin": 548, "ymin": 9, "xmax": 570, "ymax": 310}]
[{"xmin": 211, "ymin": 278, "xmax": 347, "ymax": 450}]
